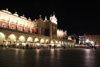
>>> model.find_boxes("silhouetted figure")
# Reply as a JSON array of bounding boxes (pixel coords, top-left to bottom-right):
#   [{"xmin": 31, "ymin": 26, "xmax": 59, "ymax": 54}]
[
  {"xmin": 54, "ymin": 45, "xmax": 56, "ymax": 49},
  {"xmin": 26, "ymin": 44, "xmax": 29, "ymax": 49}
]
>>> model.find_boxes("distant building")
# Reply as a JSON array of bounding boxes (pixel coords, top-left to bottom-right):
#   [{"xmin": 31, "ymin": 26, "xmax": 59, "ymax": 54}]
[
  {"xmin": 79, "ymin": 35, "xmax": 100, "ymax": 45},
  {"xmin": 79, "ymin": 36, "xmax": 85, "ymax": 44}
]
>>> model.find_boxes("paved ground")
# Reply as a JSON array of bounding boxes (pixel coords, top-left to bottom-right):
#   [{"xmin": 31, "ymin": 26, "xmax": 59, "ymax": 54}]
[{"xmin": 0, "ymin": 48, "xmax": 100, "ymax": 67}]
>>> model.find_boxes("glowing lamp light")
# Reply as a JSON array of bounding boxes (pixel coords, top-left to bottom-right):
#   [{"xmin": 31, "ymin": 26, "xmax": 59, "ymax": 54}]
[
  {"xmin": 34, "ymin": 38, "xmax": 39, "ymax": 43},
  {"xmin": 27, "ymin": 37, "xmax": 33, "ymax": 42},
  {"xmin": 55, "ymin": 41, "xmax": 58, "ymax": 44},
  {"xmin": 0, "ymin": 32, "xmax": 5, "ymax": 44},
  {"xmin": 50, "ymin": 40, "xmax": 54, "ymax": 44},
  {"xmin": 40, "ymin": 39, "xmax": 44, "ymax": 43},
  {"xmin": 85, "ymin": 39, "xmax": 90, "ymax": 43},
  {"xmin": 22, "ymin": 43, "xmax": 26, "ymax": 46},
  {"xmin": 51, "ymin": 44, "xmax": 54, "ymax": 47},
  {"xmin": 50, "ymin": 40, "xmax": 54, "ymax": 46},
  {"xmin": 19, "ymin": 35, "xmax": 25, "ymax": 42},
  {"xmin": 16, "ymin": 43, "xmax": 19, "ymax": 46}
]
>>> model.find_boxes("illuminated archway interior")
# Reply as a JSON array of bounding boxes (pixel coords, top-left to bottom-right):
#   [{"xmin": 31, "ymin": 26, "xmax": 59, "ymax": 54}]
[
  {"xmin": 55, "ymin": 40, "xmax": 58, "ymax": 44},
  {"xmin": 45, "ymin": 39, "xmax": 49, "ymax": 43},
  {"xmin": 34, "ymin": 38, "xmax": 39, "ymax": 43},
  {"xmin": 27, "ymin": 37, "xmax": 33, "ymax": 42},
  {"xmin": 50, "ymin": 40, "xmax": 54, "ymax": 44},
  {"xmin": 8, "ymin": 34, "xmax": 16, "ymax": 42},
  {"xmin": 0, "ymin": 32, "xmax": 5, "ymax": 44},
  {"xmin": 40, "ymin": 38, "xmax": 45, "ymax": 43},
  {"xmin": 19, "ymin": 35, "xmax": 25, "ymax": 42},
  {"xmin": 50, "ymin": 40, "xmax": 54, "ymax": 46}
]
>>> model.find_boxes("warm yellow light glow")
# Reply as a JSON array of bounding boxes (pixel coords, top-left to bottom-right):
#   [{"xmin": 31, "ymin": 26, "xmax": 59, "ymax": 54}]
[
  {"xmin": 16, "ymin": 43, "xmax": 19, "ymax": 46},
  {"xmin": 0, "ymin": 11, "xmax": 19, "ymax": 24},
  {"xmin": 55, "ymin": 40, "xmax": 58, "ymax": 44},
  {"xmin": 34, "ymin": 38, "xmax": 39, "ymax": 43},
  {"xmin": 50, "ymin": 40, "xmax": 54, "ymax": 44},
  {"xmin": 50, "ymin": 40, "xmax": 54, "ymax": 46},
  {"xmin": 45, "ymin": 39, "xmax": 49, "ymax": 43},
  {"xmin": 25, "ymin": 21, "xmax": 28, "ymax": 27},
  {"xmin": 57, "ymin": 44, "xmax": 61, "ymax": 47},
  {"xmin": 19, "ymin": 35, "xmax": 25, "ymax": 42},
  {"xmin": 51, "ymin": 44, "xmax": 54, "ymax": 46},
  {"xmin": 0, "ymin": 9, "xmax": 38, "ymax": 34},
  {"xmin": 8, "ymin": 34, "xmax": 16, "ymax": 42},
  {"xmin": 57, "ymin": 29, "xmax": 66, "ymax": 38},
  {"xmin": 0, "ymin": 32, "xmax": 5, "ymax": 43},
  {"xmin": 90, "ymin": 41, "xmax": 94, "ymax": 45},
  {"xmin": 40, "ymin": 38, "xmax": 44, "ymax": 43},
  {"xmin": 27, "ymin": 37, "xmax": 33, "ymax": 42},
  {"xmin": 36, "ymin": 43, "xmax": 40, "ymax": 46},
  {"xmin": 22, "ymin": 43, "xmax": 26, "ymax": 46},
  {"xmin": 59, "ymin": 41, "xmax": 61, "ymax": 44},
  {"xmin": 0, "ymin": 12, "xmax": 10, "ymax": 22}
]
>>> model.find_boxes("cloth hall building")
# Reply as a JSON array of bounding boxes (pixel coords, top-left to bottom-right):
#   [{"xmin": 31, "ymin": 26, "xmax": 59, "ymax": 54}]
[{"xmin": 0, "ymin": 9, "xmax": 74, "ymax": 48}]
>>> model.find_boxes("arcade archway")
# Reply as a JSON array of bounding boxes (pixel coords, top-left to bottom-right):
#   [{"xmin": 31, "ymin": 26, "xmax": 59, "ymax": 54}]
[
  {"xmin": 18, "ymin": 35, "xmax": 26, "ymax": 43},
  {"xmin": 8, "ymin": 34, "xmax": 16, "ymax": 44},
  {"xmin": 27, "ymin": 37, "xmax": 33, "ymax": 42},
  {"xmin": 0, "ymin": 32, "xmax": 5, "ymax": 44}
]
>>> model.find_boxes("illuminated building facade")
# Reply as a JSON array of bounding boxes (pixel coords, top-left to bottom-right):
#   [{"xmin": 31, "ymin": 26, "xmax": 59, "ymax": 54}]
[
  {"xmin": 0, "ymin": 9, "xmax": 67, "ymax": 48},
  {"xmin": 79, "ymin": 35, "xmax": 100, "ymax": 46}
]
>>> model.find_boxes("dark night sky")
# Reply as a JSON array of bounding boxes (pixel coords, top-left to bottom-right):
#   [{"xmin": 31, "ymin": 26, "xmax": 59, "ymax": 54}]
[{"xmin": 0, "ymin": 0, "xmax": 98, "ymax": 35}]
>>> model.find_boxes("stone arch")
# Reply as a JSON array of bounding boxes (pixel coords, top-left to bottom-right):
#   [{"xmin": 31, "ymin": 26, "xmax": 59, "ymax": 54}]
[
  {"xmin": 34, "ymin": 37, "xmax": 39, "ymax": 43},
  {"xmin": 45, "ymin": 39, "xmax": 49, "ymax": 44},
  {"xmin": 8, "ymin": 34, "xmax": 16, "ymax": 44},
  {"xmin": 50, "ymin": 40, "xmax": 54, "ymax": 44},
  {"xmin": 55, "ymin": 40, "xmax": 58, "ymax": 44},
  {"xmin": 27, "ymin": 37, "xmax": 33, "ymax": 42},
  {"xmin": 40, "ymin": 38, "xmax": 45, "ymax": 44},
  {"xmin": 34, "ymin": 37, "xmax": 40, "ymax": 46},
  {"xmin": 18, "ymin": 35, "xmax": 26, "ymax": 43},
  {"xmin": 0, "ymin": 32, "xmax": 6, "ymax": 44}
]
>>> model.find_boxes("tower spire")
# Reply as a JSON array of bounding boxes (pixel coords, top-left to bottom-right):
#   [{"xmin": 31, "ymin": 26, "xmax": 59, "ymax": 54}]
[{"xmin": 50, "ymin": 12, "xmax": 57, "ymax": 24}]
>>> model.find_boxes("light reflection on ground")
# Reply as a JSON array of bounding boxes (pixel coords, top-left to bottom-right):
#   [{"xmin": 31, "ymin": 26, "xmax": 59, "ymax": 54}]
[{"xmin": 0, "ymin": 48, "xmax": 100, "ymax": 67}]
